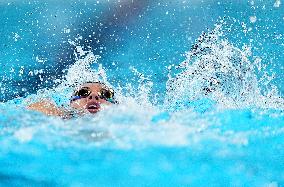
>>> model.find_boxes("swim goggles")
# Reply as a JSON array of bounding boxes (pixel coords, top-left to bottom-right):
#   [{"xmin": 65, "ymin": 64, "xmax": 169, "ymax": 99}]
[{"xmin": 70, "ymin": 87, "xmax": 115, "ymax": 103}]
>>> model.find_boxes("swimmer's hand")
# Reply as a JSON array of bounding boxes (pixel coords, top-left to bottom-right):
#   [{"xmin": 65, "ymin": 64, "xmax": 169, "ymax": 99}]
[{"xmin": 27, "ymin": 99, "xmax": 66, "ymax": 117}]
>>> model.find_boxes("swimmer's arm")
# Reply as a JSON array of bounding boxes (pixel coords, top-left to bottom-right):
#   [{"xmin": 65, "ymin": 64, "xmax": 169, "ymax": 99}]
[{"xmin": 27, "ymin": 100, "xmax": 66, "ymax": 117}]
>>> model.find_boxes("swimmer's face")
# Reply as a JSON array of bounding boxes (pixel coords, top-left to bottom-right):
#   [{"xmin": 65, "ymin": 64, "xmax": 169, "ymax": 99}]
[{"xmin": 70, "ymin": 83, "xmax": 114, "ymax": 114}]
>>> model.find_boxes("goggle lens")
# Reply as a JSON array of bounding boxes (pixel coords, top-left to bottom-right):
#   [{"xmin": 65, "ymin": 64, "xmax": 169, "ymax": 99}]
[
  {"xmin": 100, "ymin": 89, "xmax": 114, "ymax": 99},
  {"xmin": 75, "ymin": 88, "xmax": 91, "ymax": 97},
  {"xmin": 72, "ymin": 87, "xmax": 114, "ymax": 101}
]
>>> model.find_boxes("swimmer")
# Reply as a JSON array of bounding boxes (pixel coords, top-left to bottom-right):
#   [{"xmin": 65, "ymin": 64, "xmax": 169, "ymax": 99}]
[{"xmin": 27, "ymin": 82, "xmax": 116, "ymax": 118}]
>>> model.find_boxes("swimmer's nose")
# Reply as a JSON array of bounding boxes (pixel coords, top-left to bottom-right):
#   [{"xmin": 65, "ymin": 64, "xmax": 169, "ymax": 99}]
[{"xmin": 88, "ymin": 94, "xmax": 99, "ymax": 101}]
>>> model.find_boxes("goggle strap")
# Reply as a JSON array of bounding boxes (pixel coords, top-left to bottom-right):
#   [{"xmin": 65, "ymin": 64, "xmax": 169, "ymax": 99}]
[{"xmin": 71, "ymin": 96, "xmax": 81, "ymax": 101}]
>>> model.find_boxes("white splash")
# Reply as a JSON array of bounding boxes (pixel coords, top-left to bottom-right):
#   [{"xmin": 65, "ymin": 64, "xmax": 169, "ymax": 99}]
[
  {"xmin": 12, "ymin": 32, "xmax": 20, "ymax": 41},
  {"xmin": 63, "ymin": 52, "xmax": 102, "ymax": 86},
  {"xmin": 249, "ymin": 16, "xmax": 257, "ymax": 23},
  {"xmin": 274, "ymin": 0, "xmax": 281, "ymax": 7},
  {"xmin": 165, "ymin": 23, "xmax": 284, "ymax": 110},
  {"xmin": 14, "ymin": 127, "xmax": 35, "ymax": 143},
  {"xmin": 63, "ymin": 28, "xmax": 71, "ymax": 33}
]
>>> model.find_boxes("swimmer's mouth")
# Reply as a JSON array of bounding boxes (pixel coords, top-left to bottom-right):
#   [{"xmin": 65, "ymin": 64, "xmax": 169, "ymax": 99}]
[
  {"xmin": 86, "ymin": 103, "xmax": 100, "ymax": 113},
  {"xmin": 88, "ymin": 105, "xmax": 99, "ymax": 109}
]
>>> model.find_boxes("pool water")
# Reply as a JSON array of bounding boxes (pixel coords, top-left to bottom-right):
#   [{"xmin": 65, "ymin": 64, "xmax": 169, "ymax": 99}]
[{"xmin": 0, "ymin": 0, "xmax": 284, "ymax": 186}]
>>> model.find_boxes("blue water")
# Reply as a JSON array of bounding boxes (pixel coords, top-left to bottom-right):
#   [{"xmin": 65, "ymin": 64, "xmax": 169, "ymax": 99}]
[{"xmin": 1, "ymin": 0, "xmax": 284, "ymax": 186}]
